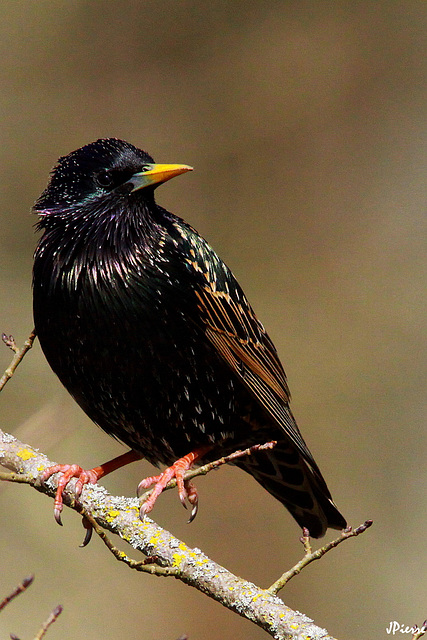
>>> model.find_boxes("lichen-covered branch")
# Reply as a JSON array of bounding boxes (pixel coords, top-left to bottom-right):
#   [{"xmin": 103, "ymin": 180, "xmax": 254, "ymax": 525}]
[{"xmin": 1, "ymin": 428, "xmax": 341, "ymax": 640}]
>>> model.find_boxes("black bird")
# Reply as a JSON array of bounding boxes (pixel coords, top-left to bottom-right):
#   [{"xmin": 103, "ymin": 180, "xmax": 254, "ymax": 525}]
[{"xmin": 33, "ymin": 138, "xmax": 346, "ymax": 537}]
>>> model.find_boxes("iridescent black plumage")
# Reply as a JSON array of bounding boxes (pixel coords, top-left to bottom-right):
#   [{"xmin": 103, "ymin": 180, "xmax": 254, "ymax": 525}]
[{"xmin": 33, "ymin": 138, "xmax": 346, "ymax": 537}]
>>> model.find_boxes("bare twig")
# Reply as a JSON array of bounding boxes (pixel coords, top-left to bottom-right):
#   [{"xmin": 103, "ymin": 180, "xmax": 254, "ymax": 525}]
[
  {"xmin": 0, "ymin": 471, "xmax": 34, "ymax": 484},
  {"xmin": 33, "ymin": 605, "xmax": 63, "ymax": 640},
  {"xmin": 0, "ymin": 575, "xmax": 34, "ymax": 612},
  {"xmin": 0, "ymin": 329, "xmax": 36, "ymax": 392},
  {"xmin": 267, "ymin": 520, "xmax": 373, "ymax": 594}
]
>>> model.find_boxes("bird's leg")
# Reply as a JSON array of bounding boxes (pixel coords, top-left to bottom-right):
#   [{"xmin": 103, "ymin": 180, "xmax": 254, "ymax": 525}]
[
  {"xmin": 41, "ymin": 450, "xmax": 142, "ymax": 525},
  {"xmin": 138, "ymin": 446, "xmax": 210, "ymax": 521}
]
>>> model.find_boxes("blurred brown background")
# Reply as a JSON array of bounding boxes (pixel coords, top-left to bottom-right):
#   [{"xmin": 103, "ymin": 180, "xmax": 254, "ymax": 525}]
[{"xmin": 0, "ymin": 2, "xmax": 426, "ymax": 639}]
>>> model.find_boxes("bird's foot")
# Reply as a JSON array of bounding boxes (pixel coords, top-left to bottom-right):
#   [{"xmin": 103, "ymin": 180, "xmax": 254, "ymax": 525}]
[
  {"xmin": 137, "ymin": 448, "xmax": 209, "ymax": 522},
  {"xmin": 41, "ymin": 464, "xmax": 103, "ymax": 526},
  {"xmin": 40, "ymin": 450, "xmax": 141, "ymax": 526}
]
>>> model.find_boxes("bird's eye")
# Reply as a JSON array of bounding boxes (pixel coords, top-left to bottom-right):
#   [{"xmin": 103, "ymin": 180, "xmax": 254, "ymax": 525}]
[{"xmin": 95, "ymin": 169, "xmax": 115, "ymax": 188}]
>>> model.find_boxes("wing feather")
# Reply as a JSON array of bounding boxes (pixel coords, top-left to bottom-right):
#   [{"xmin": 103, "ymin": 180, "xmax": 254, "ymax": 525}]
[{"xmin": 195, "ymin": 286, "xmax": 315, "ymax": 461}]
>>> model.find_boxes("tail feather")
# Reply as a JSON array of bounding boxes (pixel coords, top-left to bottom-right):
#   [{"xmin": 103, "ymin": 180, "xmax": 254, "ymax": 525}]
[{"xmin": 234, "ymin": 442, "xmax": 346, "ymax": 538}]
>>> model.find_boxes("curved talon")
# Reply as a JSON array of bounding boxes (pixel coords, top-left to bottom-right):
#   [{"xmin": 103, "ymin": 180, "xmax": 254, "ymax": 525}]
[
  {"xmin": 185, "ymin": 479, "xmax": 199, "ymax": 523},
  {"xmin": 139, "ymin": 504, "xmax": 149, "ymax": 521},
  {"xmin": 54, "ymin": 506, "xmax": 63, "ymax": 526},
  {"xmin": 137, "ymin": 473, "xmax": 162, "ymax": 497},
  {"xmin": 188, "ymin": 504, "xmax": 198, "ymax": 524},
  {"xmin": 80, "ymin": 516, "xmax": 93, "ymax": 547},
  {"xmin": 81, "ymin": 527, "xmax": 93, "ymax": 547}
]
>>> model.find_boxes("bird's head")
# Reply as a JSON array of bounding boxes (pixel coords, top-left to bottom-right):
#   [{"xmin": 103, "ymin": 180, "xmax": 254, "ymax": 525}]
[{"xmin": 33, "ymin": 138, "xmax": 193, "ymax": 216}]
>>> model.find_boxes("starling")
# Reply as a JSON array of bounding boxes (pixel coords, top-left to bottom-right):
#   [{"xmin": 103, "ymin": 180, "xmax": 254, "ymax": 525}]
[{"xmin": 33, "ymin": 138, "xmax": 346, "ymax": 538}]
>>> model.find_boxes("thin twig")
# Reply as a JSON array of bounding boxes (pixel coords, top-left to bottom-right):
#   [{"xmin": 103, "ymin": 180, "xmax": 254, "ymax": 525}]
[
  {"xmin": 0, "ymin": 575, "xmax": 34, "ymax": 612},
  {"xmin": 0, "ymin": 329, "xmax": 36, "ymax": 392},
  {"xmin": 33, "ymin": 605, "xmax": 63, "ymax": 640},
  {"xmin": 0, "ymin": 471, "xmax": 34, "ymax": 484},
  {"xmin": 267, "ymin": 520, "xmax": 373, "ymax": 594}
]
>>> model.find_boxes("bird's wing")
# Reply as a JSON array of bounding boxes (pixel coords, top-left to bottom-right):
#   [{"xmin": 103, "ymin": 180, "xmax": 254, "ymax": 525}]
[
  {"xmin": 193, "ymin": 283, "xmax": 314, "ymax": 456},
  {"xmin": 176, "ymin": 236, "xmax": 314, "ymax": 460},
  {"xmin": 194, "ymin": 286, "xmax": 289, "ymax": 401},
  {"xmin": 167, "ymin": 218, "xmax": 315, "ymax": 460}
]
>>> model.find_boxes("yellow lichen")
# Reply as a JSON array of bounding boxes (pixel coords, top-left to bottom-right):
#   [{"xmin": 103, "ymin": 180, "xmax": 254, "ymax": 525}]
[
  {"xmin": 17, "ymin": 448, "xmax": 36, "ymax": 461},
  {"xmin": 172, "ymin": 553, "xmax": 184, "ymax": 567},
  {"xmin": 105, "ymin": 510, "xmax": 121, "ymax": 523},
  {"xmin": 149, "ymin": 531, "xmax": 161, "ymax": 546}
]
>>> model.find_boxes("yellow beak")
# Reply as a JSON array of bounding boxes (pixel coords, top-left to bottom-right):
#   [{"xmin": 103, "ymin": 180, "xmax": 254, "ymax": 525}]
[{"xmin": 128, "ymin": 163, "xmax": 193, "ymax": 191}]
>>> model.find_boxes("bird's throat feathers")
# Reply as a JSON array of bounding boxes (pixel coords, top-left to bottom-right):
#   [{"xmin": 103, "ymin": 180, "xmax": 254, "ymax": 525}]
[{"xmin": 34, "ymin": 197, "xmax": 166, "ymax": 294}]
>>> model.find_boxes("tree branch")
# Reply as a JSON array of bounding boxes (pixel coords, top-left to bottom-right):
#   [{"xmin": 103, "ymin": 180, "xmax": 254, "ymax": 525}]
[{"xmin": 0, "ymin": 427, "xmax": 362, "ymax": 640}]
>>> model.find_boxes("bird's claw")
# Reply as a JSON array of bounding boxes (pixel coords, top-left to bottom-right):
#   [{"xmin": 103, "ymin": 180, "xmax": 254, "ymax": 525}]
[
  {"xmin": 138, "ymin": 452, "xmax": 201, "ymax": 521},
  {"xmin": 54, "ymin": 506, "xmax": 63, "ymax": 526},
  {"xmin": 80, "ymin": 516, "xmax": 93, "ymax": 547},
  {"xmin": 183, "ymin": 479, "xmax": 198, "ymax": 523},
  {"xmin": 41, "ymin": 464, "xmax": 100, "ymax": 526}
]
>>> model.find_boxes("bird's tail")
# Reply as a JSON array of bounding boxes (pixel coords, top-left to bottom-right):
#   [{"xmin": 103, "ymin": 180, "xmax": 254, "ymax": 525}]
[{"xmin": 234, "ymin": 441, "xmax": 346, "ymax": 538}]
